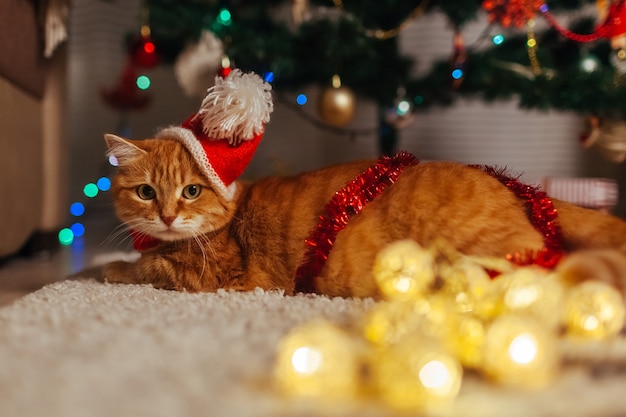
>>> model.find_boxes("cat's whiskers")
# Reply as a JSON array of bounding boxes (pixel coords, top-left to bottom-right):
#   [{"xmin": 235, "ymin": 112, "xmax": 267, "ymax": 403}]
[
  {"xmin": 101, "ymin": 220, "xmax": 142, "ymax": 249},
  {"xmin": 191, "ymin": 233, "xmax": 209, "ymax": 279}
]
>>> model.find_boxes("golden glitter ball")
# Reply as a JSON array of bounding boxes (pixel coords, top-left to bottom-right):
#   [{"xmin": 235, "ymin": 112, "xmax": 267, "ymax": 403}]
[
  {"xmin": 445, "ymin": 313, "xmax": 485, "ymax": 369},
  {"xmin": 363, "ymin": 297, "xmax": 451, "ymax": 346},
  {"xmin": 274, "ymin": 321, "xmax": 361, "ymax": 398},
  {"xmin": 439, "ymin": 258, "xmax": 492, "ymax": 314},
  {"xmin": 482, "ymin": 314, "xmax": 558, "ymax": 388},
  {"xmin": 370, "ymin": 338, "xmax": 463, "ymax": 411},
  {"xmin": 497, "ymin": 268, "xmax": 565, "ymax": 330},
  {"xmin": 373, "ymin": 240, "xmax": 436, "ymax": 301},
  {"xmin": 564, "ymin": 280, "xmax": 626, "ymax": 339},
  {"xmin": 363, "ymin": 301, "xmax": 424, "ymax": 346},
  {"xmin": 317, "ymin": 85, "xmax": 356, "ymax": 127}
]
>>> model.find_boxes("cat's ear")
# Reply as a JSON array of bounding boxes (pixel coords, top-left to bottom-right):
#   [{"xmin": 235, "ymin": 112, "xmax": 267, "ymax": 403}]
[{"xmin": 104, "ymin": 134, "xmax": 146, "ymax": 166}]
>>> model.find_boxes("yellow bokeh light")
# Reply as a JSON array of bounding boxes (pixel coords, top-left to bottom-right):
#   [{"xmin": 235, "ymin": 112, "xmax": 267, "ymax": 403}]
[
  {"xmin": 291, "ymin": 347, "xmax": 323, "ymax": 374},
  {"xmin": 446, "ymin": 313, "xmax": 485, "ymax": 368},
  {"xmin": 419, "ymin": 360, "xmax": 452, "ymax": 390},
  {"xmin": 564, "ymin": 280, "xmax": 625, "ymax": 339},
  {"xmin": 371, "ymin": 338, "xmax": 462, "ymax": 410},
  {"xmin": 482, "ymin": 315, "xmax": 558, "ymax": 387},
  {"xmin": 373, "ymin": 240, "xmax": 435, "ymax": 301},
  {"xmin": 497, "ymin": 268, "xmax": 565, "ymax": 330},
  {"xmin": 274, "ymin": 321, "xmax": 360, "ymax": 398},
  {"xmin": 508, "ymin": 333, "xmax": 538, "ymax": 365}
]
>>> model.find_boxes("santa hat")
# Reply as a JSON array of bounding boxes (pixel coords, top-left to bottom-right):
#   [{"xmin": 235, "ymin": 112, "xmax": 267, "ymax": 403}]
[{"xmin": 157, "ymin": 69, "xmax": 273, "ymax": 200}]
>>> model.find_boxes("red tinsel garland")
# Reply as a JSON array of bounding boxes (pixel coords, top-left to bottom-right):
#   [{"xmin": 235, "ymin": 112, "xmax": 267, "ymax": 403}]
[
  {"xmin": 476, "ymin": 165, "xmax": 565, "ymax": 269},
  {"xmin": 294, "ymin": 151, "xmax": 419, "ymax": 293},
  {"xmin": 539, "ymin": 1, "xmax": 626, "ymax": 43}
]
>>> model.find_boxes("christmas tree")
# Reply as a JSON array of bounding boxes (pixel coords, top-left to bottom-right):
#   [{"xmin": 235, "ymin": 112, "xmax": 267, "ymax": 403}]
[{"xmin": 139, "ymin": 0, "xmax": 626, "ymax": 158}]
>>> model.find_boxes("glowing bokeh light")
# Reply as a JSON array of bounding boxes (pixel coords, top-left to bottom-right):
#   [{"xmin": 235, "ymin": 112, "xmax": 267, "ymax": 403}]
[
  {"xmin": 71, "ymin": 222, "xmax": 86, "ymax": 238},
  {"xmin": 58, "ymin": 228, "xmax": 74, "ymax": 246},
  {"xmin": 291, "ymin": 347, "xmax": 323, "ymax": 375},
  {"xmin": 218, "ymin": 8, "xmax": 232, "ymax": 25},
  {"xmin": 451, "ymin": 69, "xmax": 463, "ymax": 80},
  {"xmin": 508, "ymin": 333, "xmax": 538, "ymax": 365},
  {"xmin": 580, "ymin": 56, "xmax": 600, "ymax": 72},
  {"xmin": 83, "ymin": 183, "xmax": 99, "ymax": 198},
  {"xmin": 493, "ymin": 34, "xmax": 504, "ymax": 45},
  {"xmin": 70, "ymin": 202, "xmax": 85, "ymax": 217},
  {"xmin": 296, "ymin": 94, "xmax": 308, "ymax": 105},
  {"xmin": 263, "ymin": 71, "xmax": 275, "ymax": 83},
  {"xmin": 136, "ymin": 75, "xmax": 151, "ymax": 90},
  {"xmin": 143, "ymin": 41, "xmax": 155, "ymax": 54},
  {"xmin": 97, "ymin": 177, "xmax": 111, "ymax": 191},
  {"xmin": 109, "ymin": 155, "xmax": 119, "ymax": 166},
  {"xmin": 419, "ymin": 360, "xmax": 452, "ymax": 390},
  {"xmin": 396, "ymin": 100, "xmax": 411, "ymax": 116}
]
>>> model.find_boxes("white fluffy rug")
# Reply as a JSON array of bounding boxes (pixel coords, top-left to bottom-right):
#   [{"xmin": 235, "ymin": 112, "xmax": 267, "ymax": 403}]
[{"xmin": 2, "ymin": 254, "xmax": 626, "ymax": 417}]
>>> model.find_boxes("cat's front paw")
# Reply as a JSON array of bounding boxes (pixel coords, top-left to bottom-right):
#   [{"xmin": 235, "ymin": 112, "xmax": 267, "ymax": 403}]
[{"xmin": 103, "ymin": 261, "xmax": 138, "ymax": 285}]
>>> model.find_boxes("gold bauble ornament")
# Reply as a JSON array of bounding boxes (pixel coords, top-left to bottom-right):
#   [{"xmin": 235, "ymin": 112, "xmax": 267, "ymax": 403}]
[
  {"xmin": 439, "ymin": 258, "xmax": 493, "ymax": 314},
  {"xmin": 482, "ymin": 314, "xmax": 558, "ymax": 388},
  {"xmin": 497, "ymin": 267, "xmax": 566, "ymax": 330},
  {"xmin": 564, "ymin": 280, "xmax": 626, "ymax": 339},
  {"xmin": 445, "ymin": 313, "xmax": 485, "ymax": 369},
  {"xmin": 274, "ymin": 320, "xmax": 360, "ymax": 398},
  {"xmin": 370, "ymin": 337, "xmax": 463, "ymax": 411},
  {"xmin": 373, "ymin": 239, "xmax": 436, "ymax": 301},
  {"xmin": 363, "ymin": 297, "xmax": 451, "ymax": 346},
  {"xmin": 363, "ymin": 301, "xmax": 424, "ymax": 346},
  {"xmin": 317, "ymin": 81, "xmax": 356, "ymax": 127}
]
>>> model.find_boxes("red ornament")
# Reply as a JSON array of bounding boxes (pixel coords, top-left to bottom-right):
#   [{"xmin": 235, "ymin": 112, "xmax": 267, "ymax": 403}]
[
  {"xmin": 483, "ymin": 0, "xmax": 543, "ymax": 28},
  {"xmin": 100, "ymin": 62, "xmax": 152, "ymax": 111},
  {"xmin": 130, "ymin": 35, "xmax": 160, "ymax": 69}
]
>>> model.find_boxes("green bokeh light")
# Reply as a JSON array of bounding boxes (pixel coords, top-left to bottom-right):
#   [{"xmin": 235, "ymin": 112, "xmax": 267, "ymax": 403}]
[
  {"xmin": 218, "ymin": 8, "xmax": 232, "ymax": 25},
  {"xmin": 58, "ymin": 228, "xmax": 74, "ymax": 246},
  {"xmin": 136, "ymin": 75, "xmax": 151, "ymax": 90},
  {"xmin": 83, "ymin": 183, "xmax": 99, "ymax": 198}
]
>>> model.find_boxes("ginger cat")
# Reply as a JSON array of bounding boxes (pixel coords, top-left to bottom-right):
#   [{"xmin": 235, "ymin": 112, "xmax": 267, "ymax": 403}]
[{"xmin": 103, "ymin": 134, "xmax": 626, "ymax": 298}]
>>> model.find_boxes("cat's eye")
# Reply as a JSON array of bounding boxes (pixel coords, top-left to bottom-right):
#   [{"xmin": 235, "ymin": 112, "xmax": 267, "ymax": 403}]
[
  {"xmin": 182, "ymin": 184, "xmax": 202, "ymax": 200},
  {"xmin": 137, "ymin": 184, "xmax": 156, "ymax": 200}
]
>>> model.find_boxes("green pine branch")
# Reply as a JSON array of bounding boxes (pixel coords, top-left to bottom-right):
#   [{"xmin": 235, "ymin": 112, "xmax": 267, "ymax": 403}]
[{"xmin": 144, "ymin": 0, "xmax": 624, "ymax": 118}]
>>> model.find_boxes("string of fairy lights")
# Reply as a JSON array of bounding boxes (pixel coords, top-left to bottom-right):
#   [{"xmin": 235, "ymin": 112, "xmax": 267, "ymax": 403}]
[{"xmin": 57, "ymin": 157, "xmax": 118, "ymax": 246}]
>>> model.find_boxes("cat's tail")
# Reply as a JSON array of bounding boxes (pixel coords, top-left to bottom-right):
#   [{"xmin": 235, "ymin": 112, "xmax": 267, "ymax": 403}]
[{"xmin": 552, "ymin": 199, "xmax": 626, "ymax": 293}]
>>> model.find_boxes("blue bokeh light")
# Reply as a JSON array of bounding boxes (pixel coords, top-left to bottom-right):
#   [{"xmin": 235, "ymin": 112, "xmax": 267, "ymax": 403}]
[
  {"xmin": 296, "ymin": 94, "xmax": 308, "ymax": 105},
  {"xmin": 70, "ymin": 202, "xmax": 85, "ymax": 217},
  {"xmin": 71, "ymin": 222, "xmax": 85, "ymax": 238},
  {"xmin": 97, "ymin": 177, "xmax": 111, "ymax": 191},
  {"xmin": 493, "ymin": 34, "xmax": 504, "ymax": 45},
  {"xmin": 263, "ymin": 71, "xmax": 275, "ymax": 83}
]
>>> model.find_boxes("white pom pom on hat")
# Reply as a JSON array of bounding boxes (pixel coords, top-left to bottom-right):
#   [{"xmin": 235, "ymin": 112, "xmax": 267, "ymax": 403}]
[{"xmin": 157, "ymin": 69, "xmax": 273, "ymax": 200}]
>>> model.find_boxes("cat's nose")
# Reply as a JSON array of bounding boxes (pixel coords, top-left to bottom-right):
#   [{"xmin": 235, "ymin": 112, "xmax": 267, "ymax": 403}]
[{"xmin": 161, "ymin": 215, "xmax": 177, "ymax": 226}]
